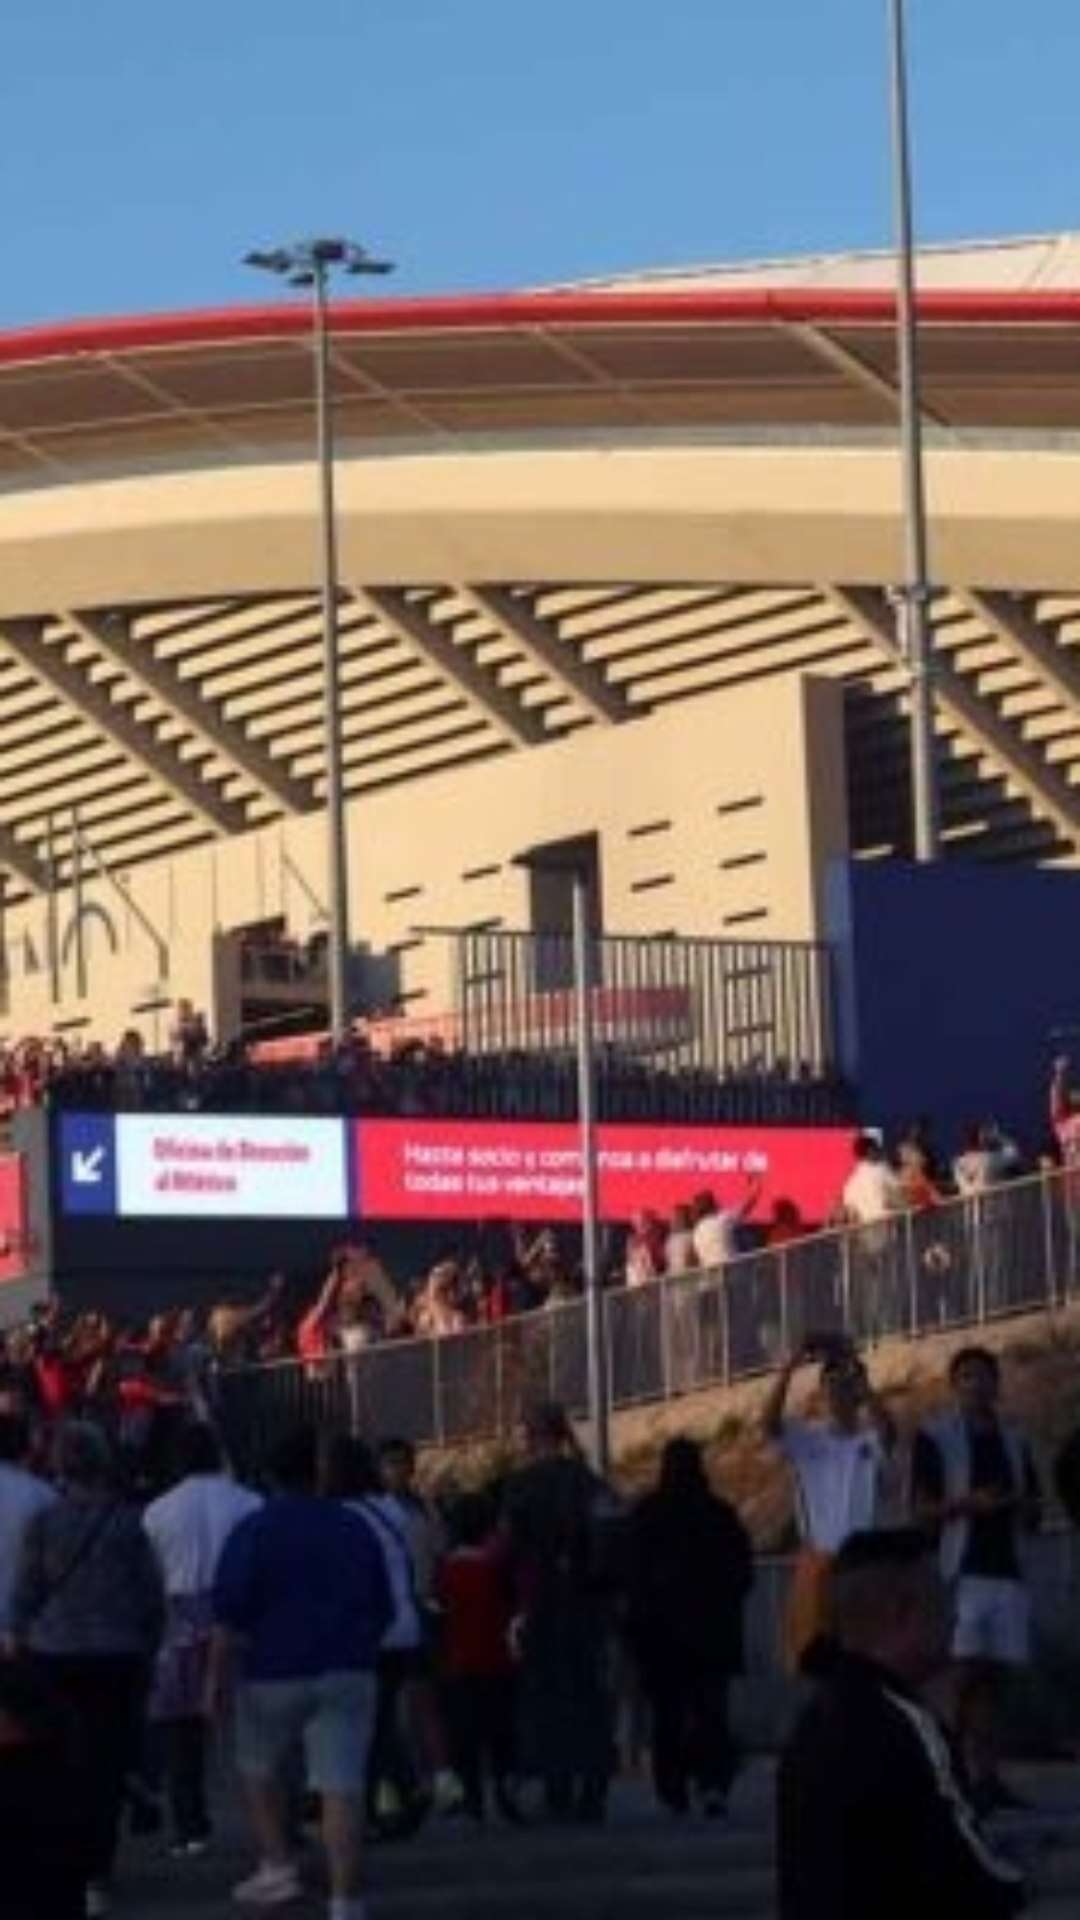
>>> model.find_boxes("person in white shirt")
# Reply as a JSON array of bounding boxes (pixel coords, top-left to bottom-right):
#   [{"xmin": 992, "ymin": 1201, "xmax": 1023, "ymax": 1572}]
[
  {"xmin": 321, "ymin": 1432, "xmax": 429, "ymax": 1832},
  {"xmin": 143, "ymin": 1424, "xmax": 261, "ymax": 1855},
  {"xmin": 836, "ymin": 1135, "xmax": 905, "ymax": 1341},
  {"xmin": 372, "ymin": 1437, "xmax": 459, "ymax": 1817},
  {"xmin": 691, "ymin": 1178, "xmax": 763, "ymax": 1270},
  {"xmin": 625, "ymin": 1212, "xmax": 666, "ymax": 1290},
  {"xmin": 952, "ymin": 1123, "xmax": 1020, "ymax": 1317},
  {"xmin": 839, "ymin": 1134, "xmax": 903, "ymax": 1226},
  {"xmin": 659, "ymin": 1205, "xmax": 701, "ymax": 1390},
  {"xmin": 0, "ymin": 1413, "xmax": 54, "ymax": 1635},
  {"xmin": 664, "ymin": 1204, "xmax": 698, "ymax": 1279},
  {"xmin": 953, "ymin": 1123, "xmax": 1016, "ymax": 1198},
  {"xmin": 763, "ymin": 1336, "xmax": 896, "ymax": 1671}
]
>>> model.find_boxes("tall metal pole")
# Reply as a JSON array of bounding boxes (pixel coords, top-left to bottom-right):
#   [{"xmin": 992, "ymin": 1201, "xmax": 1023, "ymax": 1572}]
[
  {"xmin": 313, "ymin": 258, "xmax": 352, "ymax": 1041},
  {"xmin": 45, "ymin": 812, "xmax": 59, "ymax": 1007},
  {"xmin": 71, "ymin": 806, "xmax": 86, "ymax": 1001},
  {"xmin": 888, "ymin": 0, "xmax": 939, "ymax": 862},
  {"xmin": 572, "ymin": 872, "xmax": 609, "ymax": 1474}
]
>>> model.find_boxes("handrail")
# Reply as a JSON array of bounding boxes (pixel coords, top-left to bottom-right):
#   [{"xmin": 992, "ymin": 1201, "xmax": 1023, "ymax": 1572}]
[{"xmin": 212, "ymin": 1165, "xmax": 1079, "ymax": 1468}]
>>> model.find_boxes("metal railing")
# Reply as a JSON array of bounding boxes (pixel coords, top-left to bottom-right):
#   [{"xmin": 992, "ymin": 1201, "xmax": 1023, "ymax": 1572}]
[
  {"xmin": 455, "ymin": 928, "xmax": 837, "ymax": 1080},
  {"xmin": 214, "ymin": 1168, "xmax": 1080, "ymax": 1472}
]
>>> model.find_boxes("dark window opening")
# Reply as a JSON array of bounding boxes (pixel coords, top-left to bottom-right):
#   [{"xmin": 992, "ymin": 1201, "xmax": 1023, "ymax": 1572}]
[{"xmin": 524, "ymin": 831, "xmax": 602, "ymax": 990}]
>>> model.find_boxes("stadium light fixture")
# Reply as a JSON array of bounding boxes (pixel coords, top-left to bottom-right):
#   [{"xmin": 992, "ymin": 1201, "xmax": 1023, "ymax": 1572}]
[
  {"xmin": 512, "ymin": 845, "xmax": 609, "ymax": 1476},
  {"xmin": 244, "ymin": 236, "xmax": 396, "ymax": 1044},
  {"xmin": 888, "ymin": 0, "xmax": 939, "ymax": 861}
]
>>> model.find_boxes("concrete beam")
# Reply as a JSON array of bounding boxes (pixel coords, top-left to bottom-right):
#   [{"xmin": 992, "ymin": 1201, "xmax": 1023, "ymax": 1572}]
[
  {"xmin": 787, "ymin": 322, "xmax": 946, "ymax": 427},
  {"xmin": 829, "ymin": 584, "xmax": 1080, "ymax": 850},
  {"xmin": 66, "ymin": 609, "xmax": 316, "ymax": 817},
  {"xmin": 0, "ymin": 619, "xmax": 245, "ymax": 838},
  {"xmin": 959, "ymin": 588, "xmax": 1080, "ymax": 716},
  {"xmin": 0, "ymin": 824, "xmax": 47, "ymax": 894},
  {"xmin": 460, "ymin": 585, "xmax": 632, "ymax": 725},
  {"xmin": 357, "ymin": 587, "xmax": 545, "ymax": 748}
]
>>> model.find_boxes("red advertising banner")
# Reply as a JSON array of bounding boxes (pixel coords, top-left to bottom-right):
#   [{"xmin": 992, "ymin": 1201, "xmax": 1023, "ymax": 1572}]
[
  {"xmin": 0, "ymin": 1153, "xmax": 29, "ymax": 1284},
  {"xmin": 356, "ymin": 1120, "xmax": 852, "ymax": 1225}
]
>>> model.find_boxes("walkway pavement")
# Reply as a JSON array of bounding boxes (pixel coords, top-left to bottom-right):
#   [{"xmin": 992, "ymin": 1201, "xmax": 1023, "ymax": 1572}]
[{"xmin": 116, "ymin": 1759, "xmax": 1080, "ymax": 1919}]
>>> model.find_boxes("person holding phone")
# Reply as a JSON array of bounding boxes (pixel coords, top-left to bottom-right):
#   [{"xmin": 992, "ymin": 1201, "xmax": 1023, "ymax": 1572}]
[
  {"xmin": 911, "ymin": 1346, "xmax": 1040, "ymax": 1816},
  {"xmin": 763, "ymin": 1337, "xmax": 896, "ymax": 1670}
]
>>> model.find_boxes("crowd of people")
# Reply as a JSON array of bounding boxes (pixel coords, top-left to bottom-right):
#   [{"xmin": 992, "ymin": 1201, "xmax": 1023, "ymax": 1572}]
[
  {"xmin": 765, "ymin": 1326, "xmax": 1080, "ymax": 1918},
  {"xmin": 0, "ymin": 1393, "xmax": 757, "ymax": 1920},
  {"xmin": 0, "ymin": 1063, "xmax": 1077, "ymax": 1917},
  {"xmin": 0, "ymin": 1066, "xmax": 1075, "ymax": 1465},
  {"xmin": 3, "ymin": 1321, "xmax": 1075, "ymax": 1919},
  {"xmin": 0, "ymin": 1006, "xmax": 847, "ymax": 1131}
]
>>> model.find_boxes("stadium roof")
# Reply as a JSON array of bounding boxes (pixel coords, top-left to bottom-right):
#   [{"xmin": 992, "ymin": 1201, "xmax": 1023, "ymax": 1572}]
[
  {"xmin": 560, "ymin": 230, "xmax": 1080, "ymax": 293},
  {"xmin": 5, "ymin": 232, "xmax": 1080, "ymax": 474},
  {"xmin": 4, "ymin": 234, "xmax": 1080, "ymax": 900}
]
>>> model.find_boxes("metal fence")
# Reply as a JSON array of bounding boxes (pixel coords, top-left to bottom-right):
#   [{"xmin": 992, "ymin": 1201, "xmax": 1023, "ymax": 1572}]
[
  {"xmin": 455, "ymin": 928, "xmax": 837, "ymax": 1081},
  {"xmin": 214, "ymin": 1168, "xmax": 1080, "ymax": 1474}
]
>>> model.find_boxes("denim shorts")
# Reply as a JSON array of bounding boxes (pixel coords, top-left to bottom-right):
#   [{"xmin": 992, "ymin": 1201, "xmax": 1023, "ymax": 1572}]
[{"xmin": 236, "ymin": 1669, "xmax": 377, "ymax": 1795}]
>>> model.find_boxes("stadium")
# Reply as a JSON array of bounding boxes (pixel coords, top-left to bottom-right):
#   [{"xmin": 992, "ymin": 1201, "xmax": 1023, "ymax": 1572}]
[{"xmin": 4, "ymin": 232, "xmax": 1080, "ymax": 1326}]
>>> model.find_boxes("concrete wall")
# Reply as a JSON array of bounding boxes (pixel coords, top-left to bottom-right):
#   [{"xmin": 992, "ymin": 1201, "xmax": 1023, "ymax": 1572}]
[
  {"xmin": 830, "ymin": 858, "xmax": 1080, "ymax": 1149},
  {"xmin": 8, "ymin": 440, "xmax": 1080, "ymax": 610},
  {"xmin": 1, "ymin": 673, "xmax": 847, "ymax": 1047}
]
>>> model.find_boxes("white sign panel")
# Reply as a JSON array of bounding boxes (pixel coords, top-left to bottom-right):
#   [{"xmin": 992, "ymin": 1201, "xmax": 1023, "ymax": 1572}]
[{"xmin": 116, "ymin": 1114, "xmax": 347, "ymax": 1219}]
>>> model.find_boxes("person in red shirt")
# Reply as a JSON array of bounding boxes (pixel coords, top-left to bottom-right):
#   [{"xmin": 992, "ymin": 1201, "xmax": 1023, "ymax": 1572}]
[
  {"xmin": 1050, "ymin": 1055, "xmax": 1080, "ymax": 1168},
  {"xmin": 296, "ymin": 1261, "xmax": 344, "ymax": 1365},
  {"xmin": 767, "ymin": 1199, "xmax": 808, "ymax": 1248},
  {"xmin": 30, "ymin": 1339, "xmax": 73, "ymax": 1424},
  {"xmin": 435, "ymin": 1493, "xmax": 521, "ymax": 1825},
  {"xmin": 897, "ymin": 1139, "xmax": 944, "ymax": 1213}
]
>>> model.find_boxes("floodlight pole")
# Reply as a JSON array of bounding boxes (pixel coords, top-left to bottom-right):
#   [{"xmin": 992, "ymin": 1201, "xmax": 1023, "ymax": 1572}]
[
  {"xmin": 888, "ymin": 0, "xmax": 939, "ymax": 861},
  {"xmin": 245, "ymin": 237, "xmax": 394, "ymax": 1040},
  {"xmin": 571, "ymin": 870, "xmax": 609, "ymax": 1476},
  {"xmin": 514, "ymin": 845, "xmax": 609, "ymax": 1474},
  {"xmin": 311, "ymin": 254, "xmax": 351, "ymax": 1044}
]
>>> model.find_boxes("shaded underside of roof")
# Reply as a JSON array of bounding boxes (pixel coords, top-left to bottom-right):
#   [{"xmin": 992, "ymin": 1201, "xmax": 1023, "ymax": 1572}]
[
  {"xmin": 0, "ymin": 580, "xmax": 1079, "ymax": 905},
  {"xmin": 7, "ymin": 274, "xmax": 1080, "ymax": 478}
]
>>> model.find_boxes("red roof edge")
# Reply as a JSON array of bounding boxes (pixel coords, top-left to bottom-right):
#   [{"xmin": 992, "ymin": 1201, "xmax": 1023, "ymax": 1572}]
[{"xmin": 2, "ymin": 285, "xmax": 1080, "ymax": 369}]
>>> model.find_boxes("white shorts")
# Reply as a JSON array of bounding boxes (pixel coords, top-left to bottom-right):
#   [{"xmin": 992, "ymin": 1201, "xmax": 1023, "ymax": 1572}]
[{"xmin": 951, "ymin": 1576, "xmax": 1031, "ymax": 1666}]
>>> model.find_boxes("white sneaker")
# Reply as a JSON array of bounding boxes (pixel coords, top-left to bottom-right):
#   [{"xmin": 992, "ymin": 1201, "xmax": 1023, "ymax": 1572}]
[
  {"xmin": 86, "ymin": 1888, "xmax": 112, "ymax": 1920},
  {"xmin": 375, "ymin": 1780, "xmax": 402, "ymax": 1821},
  {"xmin": 232, "ymin": 1862, "xmax": 302, "ymax": 1907},
  {"xmin": 432, "ymin": 1767, "xmax": 465, "ymax": 1814}
]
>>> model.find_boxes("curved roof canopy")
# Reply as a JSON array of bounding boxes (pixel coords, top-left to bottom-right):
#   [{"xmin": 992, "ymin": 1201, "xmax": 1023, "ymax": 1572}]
[
  {"xmin": 4, "ymin": 269, "xmax": 1080, "ymax": 475},
  {"xmin": 4, "ymin": 237, "xmax": 1080, "ymax": 900}
]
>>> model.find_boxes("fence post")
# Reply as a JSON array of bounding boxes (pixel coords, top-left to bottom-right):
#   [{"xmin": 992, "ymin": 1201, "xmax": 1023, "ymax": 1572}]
[
  {"xmin": 974, "ymin": 1198, "xmax": 987, "ymax": 1324},
  {"xmin": 660, "ymin": 1276, "xmax": 672, "ymax": 1400},
  {"xmin": 839, "ymin": 1232, "xmax": 853, "ymax": 1341},
  {"xmin": 432, "ymin": 1335, "xmax": 445, "ymax": 1449},
  {"xmin": 604, "ymin": 1291, "xmax": 616, "ymax": 1420},
  {"xmin": 494, "ymin": 1320, "xmax": 505, "ymax": 1434},
  {"xmin": 905, "ymin": 1210, "xmax": 919, "ymax": 1340},
  {"xmin": 346, "ymin": 1357, "xmax": 362, "ymax": 1439},
  {"xmin": 778, "ymin": 1250, "xmax": 790, "ymax": 1359},
  {"xmin": 1042, "ymin": 1172, "xmax": 1059, "ymax": 1311}
]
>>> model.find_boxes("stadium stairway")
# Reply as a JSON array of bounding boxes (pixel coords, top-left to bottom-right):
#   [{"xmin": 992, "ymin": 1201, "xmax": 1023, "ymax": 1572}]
[{"xmin": 124, "ymin": 1760, "xmax": 1080, "ymax": 1918}]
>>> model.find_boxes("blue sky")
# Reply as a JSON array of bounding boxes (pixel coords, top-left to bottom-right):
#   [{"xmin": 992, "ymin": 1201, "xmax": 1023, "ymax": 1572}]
[{"xmin": 4, "ymin": 0, "xmax": 1080, "ymax": 326}]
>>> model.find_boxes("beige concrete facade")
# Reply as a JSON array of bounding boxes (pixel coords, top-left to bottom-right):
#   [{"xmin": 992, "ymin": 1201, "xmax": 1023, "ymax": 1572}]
[
  {"xmin": 0, "ymin": 672, "xmax": 846, "ymax": 1046},
  {"xmin": 5, "ymin": 255, "xmax": 1080, "ymax": 1047},
  {"xmin": 7, "ymin": 441, "xmax": 1080, "ymax": 611}
]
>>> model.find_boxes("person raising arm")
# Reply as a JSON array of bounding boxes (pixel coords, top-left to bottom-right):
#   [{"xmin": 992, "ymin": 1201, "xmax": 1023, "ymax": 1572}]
[{"xmin": 763, "ymin": 1337, "xmax": 896, "ymax": 1672}]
